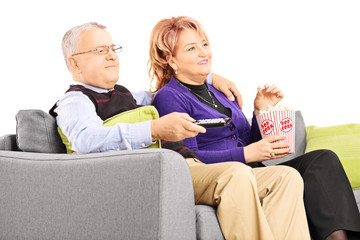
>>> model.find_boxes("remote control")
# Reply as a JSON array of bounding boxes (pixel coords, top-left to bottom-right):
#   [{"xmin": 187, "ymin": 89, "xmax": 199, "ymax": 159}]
[{"xmin": 194, "ymin": 118, "xmax": 232, "ymax": 128}]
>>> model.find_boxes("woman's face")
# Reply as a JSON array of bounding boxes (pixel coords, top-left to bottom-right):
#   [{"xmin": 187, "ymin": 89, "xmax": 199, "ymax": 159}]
[{"xmin": 169, "ymin": 29, "xmax": 212, "ymax": 85}]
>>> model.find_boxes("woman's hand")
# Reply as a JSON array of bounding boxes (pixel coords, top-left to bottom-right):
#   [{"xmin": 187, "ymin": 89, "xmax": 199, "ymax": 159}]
[
  {"xmin": 243, "ymin": 135, "xmax": 290, "ymax": 163},
  {"xmin": 254, "ymin": 84, "xmax": 283, "ymax": 115}
]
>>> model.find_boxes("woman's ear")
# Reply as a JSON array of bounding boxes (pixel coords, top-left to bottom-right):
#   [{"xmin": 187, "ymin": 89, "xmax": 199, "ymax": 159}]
[{"xmin": 166, "ymin": 55, "xmax": 178, "ymax": 73}]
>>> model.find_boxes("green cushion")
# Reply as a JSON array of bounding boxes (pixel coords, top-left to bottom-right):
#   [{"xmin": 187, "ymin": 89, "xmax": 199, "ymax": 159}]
[
  {"xmin": 305, "ymin": 124, "xmax": 360, "ymax": 189},
  {"xmin": 59, "ymin": 106, "xmax": 161, "ymax": 154}
]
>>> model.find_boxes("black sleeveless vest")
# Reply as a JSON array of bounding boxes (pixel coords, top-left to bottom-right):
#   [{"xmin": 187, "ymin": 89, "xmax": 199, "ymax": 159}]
[
  {"xmin": 50, "ymin": 84, "xmax": 138, "ymax": 121},
  {"xmin": 50, "ymin": 84, "xmax": 198, "ymax": 159}
]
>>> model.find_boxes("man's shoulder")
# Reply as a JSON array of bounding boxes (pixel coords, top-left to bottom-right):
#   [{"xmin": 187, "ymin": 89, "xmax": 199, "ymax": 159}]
[
  {"xmin": 114, "ymin": 84, "xmax": 131, "ymax": 94},
  {"xmin": 60, "ymin": 91, "xmax": 93, "ymax": 104}
]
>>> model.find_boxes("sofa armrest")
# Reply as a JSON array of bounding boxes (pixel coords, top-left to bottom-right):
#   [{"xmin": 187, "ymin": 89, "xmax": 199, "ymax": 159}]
[
  {"xmin": 0, "ymin": 149, "xmax": 196, "ymax": 240},
  {"xmin": 0, "ymin": 134, "xmax": 19, "ymax": 151}
]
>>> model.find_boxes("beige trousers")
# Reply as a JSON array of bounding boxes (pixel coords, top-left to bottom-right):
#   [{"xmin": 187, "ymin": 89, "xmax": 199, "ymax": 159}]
[{"xmin": 186, "ymin": 158, "xmax": 310, "ymax": 240}]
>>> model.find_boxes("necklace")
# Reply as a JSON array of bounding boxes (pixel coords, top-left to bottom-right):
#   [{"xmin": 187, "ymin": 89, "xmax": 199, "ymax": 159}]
[{"xmin": 176, "ymin": 80, "xmax": 218, "ymax": 108}]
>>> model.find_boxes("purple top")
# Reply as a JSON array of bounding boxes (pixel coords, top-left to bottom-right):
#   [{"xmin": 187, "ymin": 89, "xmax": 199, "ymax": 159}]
[{"xmin": 152, "ymin": 77, "xmax": 262, "ymax": 164}]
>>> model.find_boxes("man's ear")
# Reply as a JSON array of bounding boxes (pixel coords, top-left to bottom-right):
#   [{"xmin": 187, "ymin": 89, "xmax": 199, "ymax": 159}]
[{"xmin": 68, "ymin": 57, "xmax": 81, "ymax": 73}]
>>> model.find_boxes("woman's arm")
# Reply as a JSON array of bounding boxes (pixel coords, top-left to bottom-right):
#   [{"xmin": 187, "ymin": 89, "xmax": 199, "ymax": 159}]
[
  {"xmin": 153, "ymin": 89, "xmax": 246, "ymax": 164},
  {"xmin": 182, "ymin": 135, "xmax": 246, "ymax": 164}
]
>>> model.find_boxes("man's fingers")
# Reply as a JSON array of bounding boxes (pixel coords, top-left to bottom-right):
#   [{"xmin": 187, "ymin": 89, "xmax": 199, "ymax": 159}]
[
  {"xmin": 177, "ymin": 112, "xmax": 196, "ymax": 123},
  {"xmin": 230, "ymin": 85, "xmax": 243, "ymax": 109},
  {"xmin": 222, "ymin": 88, "xmax": 235, "ymax": 102},
  {"xmin": 183, "ymin": 120, "xmax": 206, "ymax": 134}
]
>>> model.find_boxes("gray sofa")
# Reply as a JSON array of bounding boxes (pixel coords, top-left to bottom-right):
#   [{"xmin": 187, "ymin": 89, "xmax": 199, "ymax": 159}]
[{"xmin": 0, "ymin": 110, "xmax": 359, "ymax": 240}]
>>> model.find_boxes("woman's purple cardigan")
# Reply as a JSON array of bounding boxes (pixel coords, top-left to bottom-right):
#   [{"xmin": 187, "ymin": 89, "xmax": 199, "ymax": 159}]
[{"xmin": 152, "ymin": 77, "xmax": 262, "ymax": 164}]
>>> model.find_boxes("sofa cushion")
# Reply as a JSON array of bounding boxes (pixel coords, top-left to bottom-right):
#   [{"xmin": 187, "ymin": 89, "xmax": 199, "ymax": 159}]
[
  {"xmin": 195, "ymin": 205, "xmax": 224, "ymax": 240},
  {"xmin": 16, "ymin": 110, "xmax": 66, "ymax": 153},
  {"xmin": 305, "ymin": 123, "xmax": 360, "ymax": 189},
  {"xmin": 263, "ymin": 110, "xmax": 306, "ymax": 166}
]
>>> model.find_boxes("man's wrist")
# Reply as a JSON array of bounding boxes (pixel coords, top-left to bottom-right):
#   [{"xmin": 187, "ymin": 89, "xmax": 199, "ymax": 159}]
[{"xmin": 150, "ymin": 119, "xmax": 159, "ymax": 141}]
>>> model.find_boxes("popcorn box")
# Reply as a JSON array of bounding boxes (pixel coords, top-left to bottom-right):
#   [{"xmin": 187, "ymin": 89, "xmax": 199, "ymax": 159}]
[{"xmin": 256, "ymin": 109, "xmax": 295, "ymax": 153}]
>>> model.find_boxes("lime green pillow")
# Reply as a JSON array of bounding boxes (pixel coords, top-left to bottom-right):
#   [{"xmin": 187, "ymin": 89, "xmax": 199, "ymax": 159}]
[
  {"xmin": 59, "ymin": 106, "xmax": 161, "ymax": 154},
  {"xmin": 305, "ymin": 124, "xmax": 360, "ymax": 189}
]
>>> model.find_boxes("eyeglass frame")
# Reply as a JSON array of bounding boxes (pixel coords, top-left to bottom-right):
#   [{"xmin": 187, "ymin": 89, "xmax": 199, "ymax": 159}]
[{"xmin": 71, "ymin": 44, "xmax": 122, "ymax": 56}]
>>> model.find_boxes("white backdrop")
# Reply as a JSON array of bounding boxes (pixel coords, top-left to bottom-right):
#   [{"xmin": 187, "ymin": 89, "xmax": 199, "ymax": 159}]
[{"xmin": 1, "ymin": 0, "xmax": 359, "ymax": 136}]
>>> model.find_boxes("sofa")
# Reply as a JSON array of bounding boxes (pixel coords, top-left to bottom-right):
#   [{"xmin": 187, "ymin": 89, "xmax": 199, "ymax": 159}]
[{"xmin": 0, "ymin": 109, "xmax": 359, "ymax": 240}]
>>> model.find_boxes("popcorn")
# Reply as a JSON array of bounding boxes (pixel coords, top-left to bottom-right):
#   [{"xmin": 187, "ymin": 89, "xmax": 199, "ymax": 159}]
[
  {"xmin": 256, "ymin": 105, "xmax": 295, "ymax": 153},
  {"xmin": 259, "ymin": 105, "xmax": 293, "ymax": 115}
]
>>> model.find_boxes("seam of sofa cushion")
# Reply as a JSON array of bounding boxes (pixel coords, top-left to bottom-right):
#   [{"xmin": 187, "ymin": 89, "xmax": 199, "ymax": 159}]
[
  {"xmin": 157, "ymin": 151, "xmax": 163, "ymax": 240},
  {"xmin": 0, "ymin": 149, "xmax": 178, "ymax": 162}
]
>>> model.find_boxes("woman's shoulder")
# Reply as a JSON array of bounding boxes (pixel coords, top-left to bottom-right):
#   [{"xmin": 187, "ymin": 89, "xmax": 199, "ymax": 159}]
[
  {"xmin": 152, "ymin": 80, "xmax": 191, "ymax": 115},
  {"xmin": 154, "ymin": 80, "xmax": 186, "ymax": 100}
]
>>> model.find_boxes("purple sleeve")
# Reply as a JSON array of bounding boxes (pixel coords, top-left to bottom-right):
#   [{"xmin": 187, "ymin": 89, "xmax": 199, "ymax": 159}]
[
  {"xmin": 182, "ymin": 135, "xmax": 246, "ymax": 164},
  {"xmin": 153, "ymin": 89, "xmax": 247, "ymax": 164}
]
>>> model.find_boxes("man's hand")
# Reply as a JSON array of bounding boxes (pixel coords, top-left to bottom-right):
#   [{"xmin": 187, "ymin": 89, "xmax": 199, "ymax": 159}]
[
  {"xmin": 211, "ymin": 73, "xmax": 243, "ymax": 109},
  {"xmin": 151, "ymin": 112, "xmax": 206, "ymax": 142}
]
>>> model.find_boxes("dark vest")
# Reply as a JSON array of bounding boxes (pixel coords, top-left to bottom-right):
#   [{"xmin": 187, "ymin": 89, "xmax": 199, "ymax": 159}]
[
  {"xmin": 50, "ymin": 84, "xmax": 138, "ymax": 121},
  {"xmin": 50, "ymin": 84, "xmax": 198, "ymax": 159}
]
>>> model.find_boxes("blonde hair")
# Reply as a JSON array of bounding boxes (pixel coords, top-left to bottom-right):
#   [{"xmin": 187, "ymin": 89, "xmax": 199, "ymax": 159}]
[
  {"xmin": 62, "ymin": 22, "xmax": 106, "ymax": 70},
  {"xmin": 148, "ymin": 16, "xmax": 208, "ymax": 92}
]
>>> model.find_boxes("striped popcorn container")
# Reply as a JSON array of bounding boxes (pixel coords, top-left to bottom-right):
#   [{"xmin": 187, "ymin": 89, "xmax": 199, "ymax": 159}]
[{"xmin": 256, "ymin": 110, "xmax": 295, "ymax": 153}]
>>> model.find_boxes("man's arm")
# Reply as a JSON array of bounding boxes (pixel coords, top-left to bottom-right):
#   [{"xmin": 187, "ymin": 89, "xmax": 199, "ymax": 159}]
[
  {"xmin": 210, "ymin": 73, "xmax": 243, "ymax": 109},
  {"xmin": 131, "ymin": 73, "xmax": 243, "ymax": 109},
  {"xmin": 55, "ymin": 92, "xmax": 205, "ymax": 153},
  {"xmin": 55, "ymin": 92, "xmax": 154, "ymax": 153}
]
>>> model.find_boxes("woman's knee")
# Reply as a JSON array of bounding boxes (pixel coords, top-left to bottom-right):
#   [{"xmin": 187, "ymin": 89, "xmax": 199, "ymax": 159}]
[
  {"xmin": 218, "ymin": 162, "xmax": 255, "ymax": 183},
  {"xmin": 278, "ymin": 166, "xmax": 304, "ymax": 191}
]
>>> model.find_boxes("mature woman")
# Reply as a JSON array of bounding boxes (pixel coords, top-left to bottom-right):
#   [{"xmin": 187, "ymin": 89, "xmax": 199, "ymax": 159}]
[{"xmin": 149, "ymin": 16, "xmax": 360, "ymax": 240}]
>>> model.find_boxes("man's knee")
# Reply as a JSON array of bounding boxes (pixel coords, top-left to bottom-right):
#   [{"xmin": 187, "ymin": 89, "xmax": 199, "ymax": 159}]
[{"xmin": 306, "ymin": 149, "xmax": 342, "ymax": 169}]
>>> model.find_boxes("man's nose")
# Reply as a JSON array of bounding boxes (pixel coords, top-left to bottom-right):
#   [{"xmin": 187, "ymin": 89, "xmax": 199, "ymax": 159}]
[{"xmin": 106, "ymin": 49, "xmax": 118, "ymax": 60}]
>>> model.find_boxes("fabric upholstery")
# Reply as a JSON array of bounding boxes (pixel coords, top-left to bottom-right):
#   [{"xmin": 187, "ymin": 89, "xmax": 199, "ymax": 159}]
[
  {"xmin": 2, "ymin": 109, "xmax": 359, "ymax": 239},
  {"xmin": 305, "ymin": 123, "xmax": 360, "ymax": 189},
  {"xmin": 0, "ymin": 134, "xmax": 19, "ymax": 151},
  {"xmin": 355, "ymin": 190, "xmax": 360, "ymax": 211},
  {"xmin": 0, "ymin": 149, "xmax": 196, "ymax": 240},
  {"xmin": 195, "ymin": 205, "xmax": 224, "ymax": 240},
  {"xmin": 15, "ymin": 110, "xmax": 66, "ymax": 153}
]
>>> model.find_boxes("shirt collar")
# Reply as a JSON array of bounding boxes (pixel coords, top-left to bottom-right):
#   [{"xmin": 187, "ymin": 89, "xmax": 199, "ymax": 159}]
[{"xmin": 72, "ymin": 81, "xmax": 114, "ymax": 93}]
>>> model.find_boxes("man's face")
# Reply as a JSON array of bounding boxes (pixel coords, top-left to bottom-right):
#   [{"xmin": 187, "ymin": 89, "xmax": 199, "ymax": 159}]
[{"xmin": 72, "ymin": 28, "xmax": 120, "ymax": 89}]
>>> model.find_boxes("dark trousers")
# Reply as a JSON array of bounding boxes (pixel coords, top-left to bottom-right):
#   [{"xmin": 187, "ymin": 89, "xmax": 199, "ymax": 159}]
[{"xmin": 280, "ymin": 150, "xmax": 360, "ymax": 240}]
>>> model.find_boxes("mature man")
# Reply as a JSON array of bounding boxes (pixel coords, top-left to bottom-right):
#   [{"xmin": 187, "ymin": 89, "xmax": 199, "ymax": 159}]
[{"xmin": 50, "ymin": 22, "xmax": 241, "ymax": 153}]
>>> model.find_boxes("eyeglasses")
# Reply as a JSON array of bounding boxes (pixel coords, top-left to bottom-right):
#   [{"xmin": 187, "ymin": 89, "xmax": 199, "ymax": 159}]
[{"xmin": 72, "ymin": 44, "xmax": 122, "ymax": 56}]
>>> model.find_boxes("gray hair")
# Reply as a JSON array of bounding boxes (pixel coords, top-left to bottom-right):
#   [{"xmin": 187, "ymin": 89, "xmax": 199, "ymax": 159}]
[{"xmin": 62, "ymin": 22, "xmax": 107, "ymax": 70}]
